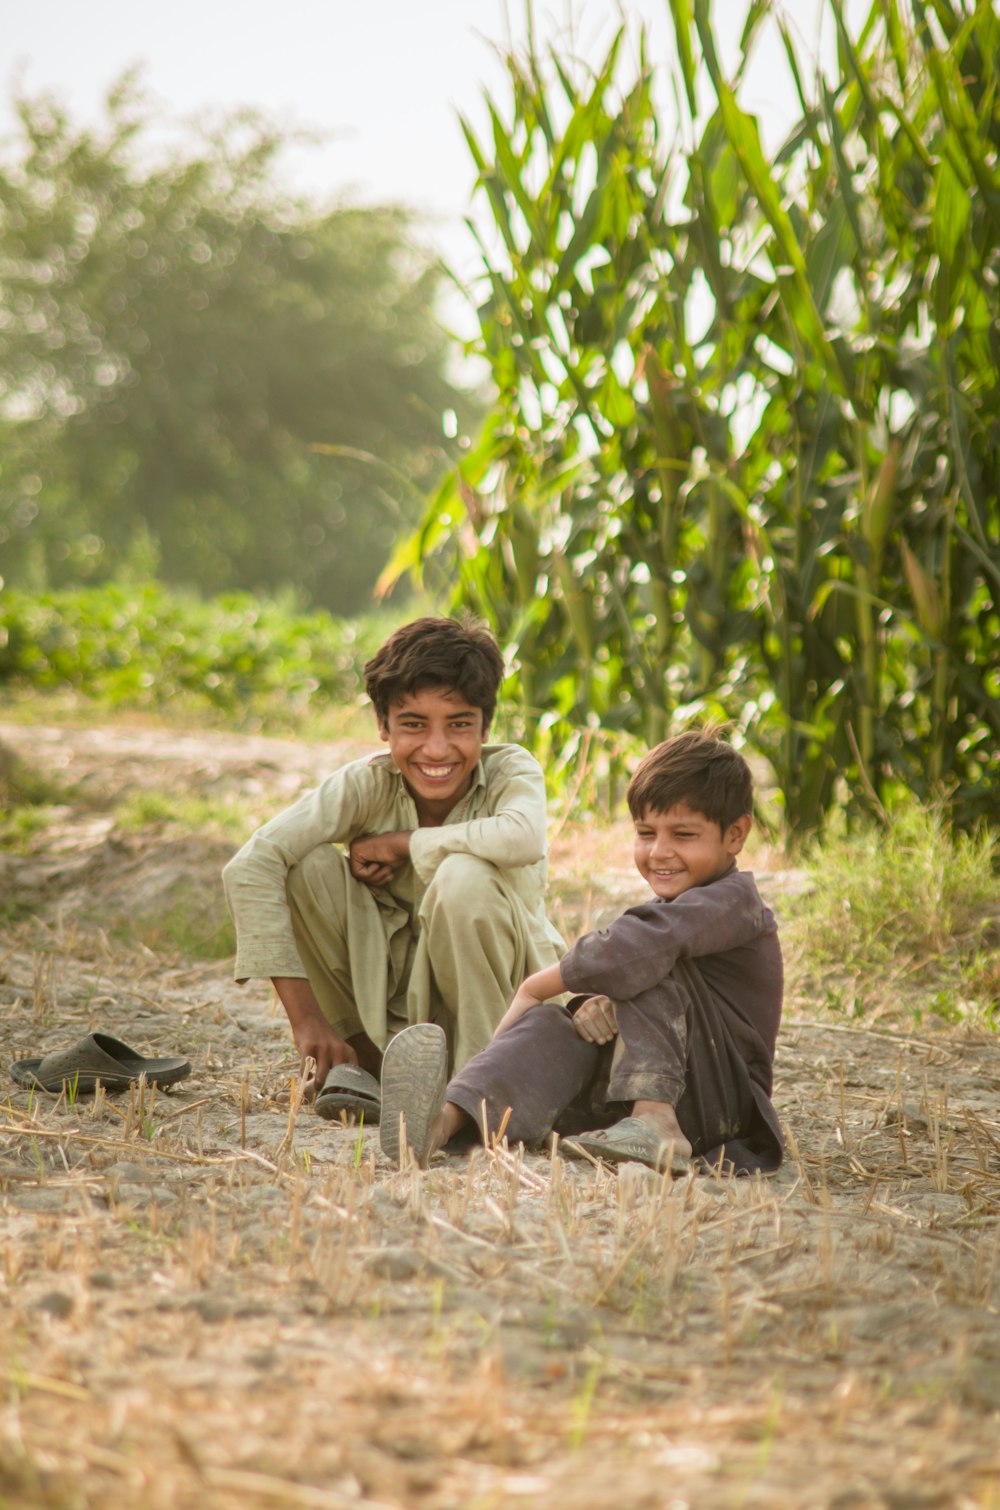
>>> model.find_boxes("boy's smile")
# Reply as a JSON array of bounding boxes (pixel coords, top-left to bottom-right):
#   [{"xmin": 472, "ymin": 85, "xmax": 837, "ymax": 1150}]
[
  {"xmin": 379, "ymin": 685, "xmax": 485, "ymax": 824},
  {"xmin": 633, "ymin": 801, "xmax": 750, "ymax": 900}
]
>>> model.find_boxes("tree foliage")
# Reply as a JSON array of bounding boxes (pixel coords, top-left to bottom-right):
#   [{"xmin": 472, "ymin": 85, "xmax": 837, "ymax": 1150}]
[
  {"xmin": 391, "ymin": 0, "xmax": 999, "ymax": 834},
  {"xmin": 0, "ymin": 76, "xmax": 469, "ymax": 613}
]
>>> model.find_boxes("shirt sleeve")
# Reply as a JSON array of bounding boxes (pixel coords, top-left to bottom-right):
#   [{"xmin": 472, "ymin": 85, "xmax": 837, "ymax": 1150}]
[
  {"xmin": 409, "ymin": 745, "xmax": 549, "ymax": 883},
  {"xmin": 222, "ymin": 760, "xmax": 381, "ymax": 981},
  {"xmin": 559, "ymin": 870, "xmax": 768, "ymax": 1001}
]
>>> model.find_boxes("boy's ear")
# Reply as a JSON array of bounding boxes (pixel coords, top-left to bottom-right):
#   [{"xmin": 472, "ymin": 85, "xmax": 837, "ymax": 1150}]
[
  {"xmin": 726, "ymin": 815, "xmax": 753, "ymax": 854},
  {"xmin": 376, "ymin": 715, "xmax": 390, "ymax": 743}
]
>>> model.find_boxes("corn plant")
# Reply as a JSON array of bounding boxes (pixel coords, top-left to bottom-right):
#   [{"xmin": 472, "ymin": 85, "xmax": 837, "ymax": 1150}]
[{"xmin": 387, "ymin": 0, "xmax": 998, "ymax": 836}]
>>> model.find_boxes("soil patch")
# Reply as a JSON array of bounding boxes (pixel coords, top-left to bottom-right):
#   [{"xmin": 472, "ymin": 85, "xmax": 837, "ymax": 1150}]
[{"xmin": 1, "ymin": 720, "xmax": 998, "ymax": 1509}]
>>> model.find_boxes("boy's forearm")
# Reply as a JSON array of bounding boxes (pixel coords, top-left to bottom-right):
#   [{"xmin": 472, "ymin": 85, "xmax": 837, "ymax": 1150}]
[
  {"xmin": 518, "ymin": 961, "xmax": 567, "ymax": 1005},
  {"xmin": 494, "ymin": 961, "xmax": 567, "ymax": 1038}
]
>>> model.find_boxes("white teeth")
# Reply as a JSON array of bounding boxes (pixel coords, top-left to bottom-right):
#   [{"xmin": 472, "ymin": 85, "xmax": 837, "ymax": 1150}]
[{"xmin": 418, "ymin": 765, "xmax": 454, "ymax": 777}]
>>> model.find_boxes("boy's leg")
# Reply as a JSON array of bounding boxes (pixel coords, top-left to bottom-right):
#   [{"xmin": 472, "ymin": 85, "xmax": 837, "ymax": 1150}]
[
  {"xmin": 410, "ymin": 854, "xmax": 558, "ymax": 1071},
  {"xmin": 444, "ymin": 1001, "xmax": 602, "ymax": 1145},
  {"xmin": 286, "ymin": 846, "xmax": 414, "ymax": 1056},
  {"xmin": 605, "ymin": 959, "xmax": 777, "ymax": 1168}
]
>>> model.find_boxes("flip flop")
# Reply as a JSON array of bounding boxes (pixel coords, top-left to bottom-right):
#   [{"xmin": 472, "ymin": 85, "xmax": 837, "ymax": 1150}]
[
  {"xmin": 11, "ymin": 1032, "xmax": 191, "ymax": 1094},
  {"xmin": 379, "ymin": 1023, "xmax": 447, "ymax": 1169},
  {"xmin": 562, "ymin": 1116, "xmax": 692, "ymax": 1175},
  {"xmin": 315, "ymin": 1063, "xmax": 382, "ymax": 1124}
]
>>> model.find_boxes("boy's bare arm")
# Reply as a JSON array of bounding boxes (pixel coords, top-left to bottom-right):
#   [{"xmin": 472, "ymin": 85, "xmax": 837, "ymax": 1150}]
[
  {"xmin": 272, "ymin": 976, "xmax": 358, "ymax": 1088},
  {"xmin": 494, "ymin": 960, "xmax": 567, "ymax": 1037}
]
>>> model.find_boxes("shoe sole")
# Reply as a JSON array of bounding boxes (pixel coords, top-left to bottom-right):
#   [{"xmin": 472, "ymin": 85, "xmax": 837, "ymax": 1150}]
[{"xmin": 379, "ymin": 1023, "xmax": 447, "ymax": 1168}]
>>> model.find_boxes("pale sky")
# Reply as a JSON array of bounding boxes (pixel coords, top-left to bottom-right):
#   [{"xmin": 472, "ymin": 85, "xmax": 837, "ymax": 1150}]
[
  {"xmin": 3, "ymin": 0, "xmax": 865, "ymax": 345},
  {"xmin": 3, "ymin": 6, "xmax": 862, "ymax": 221}
]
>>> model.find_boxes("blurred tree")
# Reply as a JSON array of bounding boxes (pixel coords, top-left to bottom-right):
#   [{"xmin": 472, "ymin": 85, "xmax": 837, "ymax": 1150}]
[{"xmin": 0, "ymin": 74, "xmax": 471, "ymax": 612}]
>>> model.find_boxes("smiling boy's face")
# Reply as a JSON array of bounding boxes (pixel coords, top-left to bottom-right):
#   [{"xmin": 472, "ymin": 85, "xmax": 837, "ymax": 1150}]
[
  {"xmin": 378, "ymin": 684, "xmax": 485, "ymax": 823},
  {"xmin": 633, "ymin": 801, "xmax": 751, "ymax": 900}
]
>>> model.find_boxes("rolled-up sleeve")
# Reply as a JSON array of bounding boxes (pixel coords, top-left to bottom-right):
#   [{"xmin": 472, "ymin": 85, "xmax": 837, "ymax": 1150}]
[
  {"xmin": 409, "ymin": 746, "xmax": 548, "ymax": 884},
  {"xmin": 560, "ymin": 870, "xmax": 768, "ymax": 1001},
  {"xmin": 222, "ymin": 762, "xmax": 376, "ymax": 981}
]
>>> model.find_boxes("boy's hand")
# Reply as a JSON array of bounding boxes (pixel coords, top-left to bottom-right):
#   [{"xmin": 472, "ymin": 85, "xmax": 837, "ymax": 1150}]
[
  {"xmin": 571, "ymin": 994, "xmax": 618, "ymax": 1045},
  {"xmin": 349, "ymin": 831, "xmax": 411, "ymax": 889},
  {"xmin": 292, "ymin": 1016, "xmax": 358, "ymax": 1090},
  {"xmin": 272, "ymin": 976, "xmax": 358, "ymax": 1092}
]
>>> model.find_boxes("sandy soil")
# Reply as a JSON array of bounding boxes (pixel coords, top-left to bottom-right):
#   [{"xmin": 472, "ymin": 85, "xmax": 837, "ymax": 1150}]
[{"xmin": 1, "ymin": 720, "xmax": 998, "ymax": 1510}]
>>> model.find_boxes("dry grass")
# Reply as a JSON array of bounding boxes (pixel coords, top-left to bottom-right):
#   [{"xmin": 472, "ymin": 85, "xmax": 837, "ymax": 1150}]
[{"xmin": 2, "ymin": 721, "xmax": 999, "ymax": 1509}]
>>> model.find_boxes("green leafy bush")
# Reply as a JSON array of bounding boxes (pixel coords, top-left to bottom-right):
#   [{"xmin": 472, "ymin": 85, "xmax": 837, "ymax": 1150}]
[{"xmin": 0, "ymin": 582, "xmax": 395, "ymax": 721}]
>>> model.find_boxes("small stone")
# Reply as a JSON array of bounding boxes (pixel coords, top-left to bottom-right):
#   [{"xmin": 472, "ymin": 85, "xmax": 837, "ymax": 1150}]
[
  {"xmin": 363, "ymin": 1245, "xmax": 450, "ymax": 1281},
  {"xmin": 10, "ymin": 1188, "xmax": 72, "ymax": 1213},
  {"xmin": 36, "ymin": 1290, "xmax": 74, "ymax": 1319},
  {"xmin": 109, "ymin": 1162, "xmax": 158, "ymax": 1184}
]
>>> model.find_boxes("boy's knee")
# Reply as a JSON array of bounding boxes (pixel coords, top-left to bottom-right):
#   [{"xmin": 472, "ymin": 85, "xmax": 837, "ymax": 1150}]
[
  {"xmin": 422, "ymin": 854, "xmax": 505, "ymax": 917},
  {"xmin": 286, "ymin": 844, "xmax": 350, "ymax": 910}
]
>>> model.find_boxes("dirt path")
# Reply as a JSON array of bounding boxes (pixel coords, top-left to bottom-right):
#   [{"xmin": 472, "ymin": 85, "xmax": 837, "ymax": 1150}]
[{"xmin": 1, "ymin": 721, "xmax": 998, "ymax": 1509}]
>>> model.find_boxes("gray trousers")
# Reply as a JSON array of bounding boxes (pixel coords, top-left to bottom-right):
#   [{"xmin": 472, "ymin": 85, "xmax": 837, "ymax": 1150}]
[
  {"xmin": 285, "ymin": 846, "xmax": 560, "ymax": 1072},
  {"xmin": 446, "ymin": 957, "xmax": 783, "ymax": 1172}
]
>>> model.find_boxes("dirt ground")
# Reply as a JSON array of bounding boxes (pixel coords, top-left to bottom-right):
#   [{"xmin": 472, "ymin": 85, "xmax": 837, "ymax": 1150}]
[{"xmin": 1, "ymin": 719, "xmax": 999, "ymax": 1510}]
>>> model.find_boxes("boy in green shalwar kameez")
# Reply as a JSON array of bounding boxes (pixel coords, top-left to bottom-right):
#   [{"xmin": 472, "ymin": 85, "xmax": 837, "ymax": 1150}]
[{"xmin": 223, "ymin": 615, "xmax": 563, "ymax": 1118}]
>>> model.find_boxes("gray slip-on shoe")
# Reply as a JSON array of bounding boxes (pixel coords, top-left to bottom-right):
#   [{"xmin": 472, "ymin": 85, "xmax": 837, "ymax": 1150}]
[
  {"xmin": 561, "ymin": 1115, "xmax": 692, "ymax": 1175},
  {"xmin": 315, "ymin": 1063, "xmax": 382, "ymax": 1123},
  {"xmin": 11, "ymin": 1032, "xmax": 191, "ymax": 1094}
]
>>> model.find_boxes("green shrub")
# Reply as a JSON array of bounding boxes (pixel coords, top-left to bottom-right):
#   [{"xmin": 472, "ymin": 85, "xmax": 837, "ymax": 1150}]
[{"xmin": 0, "ymin": 582, "xmax": 410, "ymax": 724}]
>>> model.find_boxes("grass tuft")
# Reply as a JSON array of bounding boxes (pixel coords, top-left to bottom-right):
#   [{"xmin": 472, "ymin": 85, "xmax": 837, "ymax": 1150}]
[
  {"xmin": 0, "ymin": 742, "xmax": 68, "ymax": 852},
  {"xmin": 785, "ymin": 801, "xmax": 1000, "ymax": 1025}
]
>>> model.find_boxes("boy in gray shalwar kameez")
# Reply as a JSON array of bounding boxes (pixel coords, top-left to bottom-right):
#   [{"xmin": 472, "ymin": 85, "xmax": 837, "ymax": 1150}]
[{"xmin": 381, "ymin": 730, "xmax": 783, "ymax": 1176}]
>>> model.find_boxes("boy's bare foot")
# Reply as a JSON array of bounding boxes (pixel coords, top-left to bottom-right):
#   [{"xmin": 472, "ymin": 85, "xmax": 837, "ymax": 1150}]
[
  {"xmin": 631, "ymin": 1099, "xmax": 693, "ymax": 1161},
  {"xmin": 428, "ymin": 1102, "xmax": 470, "ymax": 1156}
]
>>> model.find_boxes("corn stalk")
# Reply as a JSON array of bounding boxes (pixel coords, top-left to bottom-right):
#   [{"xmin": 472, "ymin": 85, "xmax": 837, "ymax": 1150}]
[{"xmin": 390, "ymin": 0, "xmax": 999, "ymax": 835}]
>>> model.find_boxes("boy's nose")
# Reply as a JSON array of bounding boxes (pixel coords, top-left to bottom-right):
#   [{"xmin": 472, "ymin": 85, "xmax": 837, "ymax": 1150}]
[{"xmin": 421, "ymin": 728, "xmax": 452, "ymax": 758}]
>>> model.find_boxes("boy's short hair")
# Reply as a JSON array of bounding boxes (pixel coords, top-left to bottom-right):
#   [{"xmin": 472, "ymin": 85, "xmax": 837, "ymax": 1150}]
[
  {"xmin": 627, "ymin": 730, "xmax": 753, "ymax": 831},
  {"xmin": 363, "ymin": 615, "xmax": 505, "ymax": 730}
]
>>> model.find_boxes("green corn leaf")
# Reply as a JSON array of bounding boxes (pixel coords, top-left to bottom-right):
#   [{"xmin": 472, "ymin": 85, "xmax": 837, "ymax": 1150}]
[
  {"xmin": 694, "ymin": 0, "xmax": 849, "ymax": 395},
  {"xmin": 489, "ymin": 104, "xmax": 545, "ymax": 248},
  {"xmin": 666, "ymin": 0, "xmax": 698, "ymax": 118}
]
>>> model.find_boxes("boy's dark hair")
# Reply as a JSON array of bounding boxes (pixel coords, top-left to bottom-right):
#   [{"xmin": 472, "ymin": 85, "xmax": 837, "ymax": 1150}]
[
  {"xmin": 627, "ymin": 730, "xmax": 753, "ymax": 831},
  {"xmin": 363, "ymin": 615, "xmax": 505, "ymax": 730}
]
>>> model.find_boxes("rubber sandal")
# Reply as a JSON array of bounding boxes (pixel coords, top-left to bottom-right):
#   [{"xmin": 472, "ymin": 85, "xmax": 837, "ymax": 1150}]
[
  {"xmin": 562, "ymin": 1115, "xmax": 692, "ymax": 1175},
  {"xmin": 315, "ymin": 1063, "xmax": 382, "ymax": 1124},
  {"xmin": 11, "ymin": 1032, "xmax": 191, "ymax": 1094},
  {"xmin": 379, "ymin": 1023, "xmax": 447, "ymax": 1168}
]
